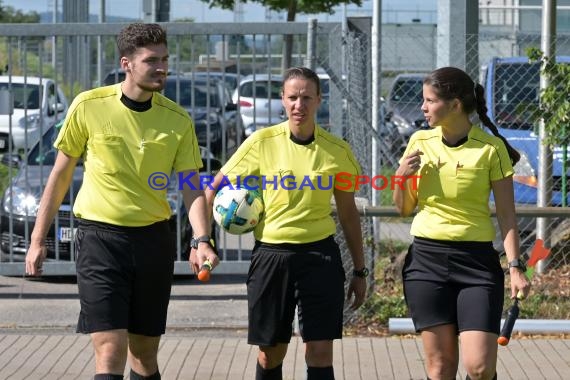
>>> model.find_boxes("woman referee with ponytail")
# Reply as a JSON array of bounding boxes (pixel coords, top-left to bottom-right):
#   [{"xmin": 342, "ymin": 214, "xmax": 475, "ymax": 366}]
[{"xmin": 393, "ymin": 66, "xmax": 531, "ymax": 380}]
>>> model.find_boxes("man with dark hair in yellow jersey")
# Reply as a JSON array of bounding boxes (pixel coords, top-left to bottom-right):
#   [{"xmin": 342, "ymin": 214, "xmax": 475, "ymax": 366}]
[
  {"xmin": 24, "ymin": 23, "xmax": 218, "ymax": 380},
  {"xmin": 204, "ymin": 67, "xmax": 367, "ymax": 380}
]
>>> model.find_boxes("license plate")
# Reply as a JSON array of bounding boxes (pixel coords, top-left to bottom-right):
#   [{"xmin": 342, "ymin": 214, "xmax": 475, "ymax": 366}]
[{"xmin": 58, "ymin": 227, "xmax": 77, "ymax": 242}]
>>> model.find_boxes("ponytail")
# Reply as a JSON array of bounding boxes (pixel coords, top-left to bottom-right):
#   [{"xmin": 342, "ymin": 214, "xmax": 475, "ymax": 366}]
[{"xmin": 474, "ymin": 84, "xmax": 521, "ymax": 165}]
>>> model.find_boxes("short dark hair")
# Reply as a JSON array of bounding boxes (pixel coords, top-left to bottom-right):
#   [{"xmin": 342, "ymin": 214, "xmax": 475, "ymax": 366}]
[
  {"xmin": 116, "ymin": 23, "xmax": 167, "ymax": 57},
  {"xmin": 282, "ymin": 67, "xmax": 321, "ymax": 96}
]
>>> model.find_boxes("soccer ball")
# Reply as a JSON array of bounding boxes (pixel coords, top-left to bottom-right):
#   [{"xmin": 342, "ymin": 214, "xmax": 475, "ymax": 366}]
[{"xmin": 213, "ymin": 186, "xmax": 265, "ymax": 235}]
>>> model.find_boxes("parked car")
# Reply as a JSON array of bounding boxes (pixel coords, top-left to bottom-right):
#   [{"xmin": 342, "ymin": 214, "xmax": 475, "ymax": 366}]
[
  {"xmin": 102, "ymin": 68, "xmax": 128, "ymax": 86},
  {"xmin": 164, "ymin": 76, "xmax": 238, "ymax": 154},
  {"xmin": 0, "ymin": 121, "xmax": 221, "ymax": 262},
  {"xmin": 191, "ymin": 72, "xmax": 240, "ymax": 93},
  {"xmin": 232, "ymin": 74, "xmax": 284, "ymax": 137},
  {"xmin": 0, "ymin": 76, "xmax": 68, "ymax": 152},
  {"xmin": 102, "ymin": 68, "xmax": 180, "ymax": 86},
  {"xmin": 315, "ymin": 72, "xmax": 331, "ymax": 130},
  {"xmin": 482, "ymin": 56, "xmax": 570, "ymax": 207},
  {"xmin": 386, "ymin": 73, "xmax": 429, "ymax": 138}
]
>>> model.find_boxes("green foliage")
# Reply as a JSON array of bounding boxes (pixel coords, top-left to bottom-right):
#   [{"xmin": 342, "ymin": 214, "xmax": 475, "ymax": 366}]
[
  {"xmin": 354, "ymin": 239, "xmax": 410, "ymax": 325},
  {"xmin": 350, "ymin": 237, "xmax": 570, "ymax": 332},
  {"xmin": 0, "ymin": 40, "xmax": 57, "ymax": 78},
  {"xmin": 0, "ymin": 0, "xmax": 40, "ymax": 23},
  {"xmin": 526, "ymin": 47, "xmax": 570, "ymax": 146},
  {"xmin": 198, "ymin": 0, "xmax": 363, "ymax": 18},
  {"xmin": 0, "ymin": 163, "xmax": 16, "ymax": 197}
]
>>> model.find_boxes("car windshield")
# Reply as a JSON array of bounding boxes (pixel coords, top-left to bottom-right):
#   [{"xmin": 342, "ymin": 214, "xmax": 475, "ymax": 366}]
[
  {"xmin": 390, "ymin": 79, "xmax": 423, "ymax": 103},
  {"xmin": 26, "ymin": 124, "xmax": 62, "ymax": 166},
  {"xmin": 0, "ymin": 83, "xmax": 42, "ymax": 109},
  {"xmin": 240, "ymin": 80, "xmax": 282, "ymax": 99},
  {"xmin": 195, "ymin": 73, "xmax": 238, "ymax": 92},
  {"xmin": 493, "ymin": 62, "xmax": 543, "ymax": 130},
  {"xmin": 164, "ymin": 81, "xmax": 219, "ymax": 108}
]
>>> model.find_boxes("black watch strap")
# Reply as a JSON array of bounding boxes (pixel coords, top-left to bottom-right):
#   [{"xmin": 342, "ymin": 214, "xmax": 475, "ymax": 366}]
[
  {"xmin": 353, "ymin": 267, "xmax": 369, "ymax": 278},
  {"xmin": 508, "ymin": 258, "xmax": 526, "ymax": 272},
  {"xmin": 190, "ymin": 235, "xmax": 213, "ymax": 250}
]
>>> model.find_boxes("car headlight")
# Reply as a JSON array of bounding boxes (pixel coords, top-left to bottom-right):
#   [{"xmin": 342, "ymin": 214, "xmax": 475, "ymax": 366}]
[
  {"xmin": 390, "ymin": 114, "xmax": 413, "ymax": 132},
  {"xmin": 19, "ymin": 114, "xmax": 42, "ymax": 129},
  {"xmin": 513, "ymin": 152, "xmax": 538, "ymax": 188},
  {"xmin": 2, "ymin": 186, "xmax": 40, "ymax": 216}
]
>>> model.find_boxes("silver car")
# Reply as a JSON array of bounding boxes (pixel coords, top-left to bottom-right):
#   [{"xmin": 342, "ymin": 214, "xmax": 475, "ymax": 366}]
[{"xmin": 232, "ymin": 74, "xmax": 284, "ymax": 137}]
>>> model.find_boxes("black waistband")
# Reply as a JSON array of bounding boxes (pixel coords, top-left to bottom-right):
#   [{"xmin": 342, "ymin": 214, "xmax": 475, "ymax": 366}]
[
  {"xmin": 78, "ymin": 218, "xmax": 170, "ymax": 234},
  {"xmin": 413, "ymin": 236, "xmax": 494, "ymax": 251},
  {"xmin": 255, "ymin": 235, "xmax": 336, "ymax": 252}
]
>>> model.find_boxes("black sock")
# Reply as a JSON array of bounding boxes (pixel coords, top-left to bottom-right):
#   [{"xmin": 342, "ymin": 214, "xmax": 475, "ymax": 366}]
[
  {"xmin": 307, "ymin": 366, "xmax": 335, "ymax": 380},
  {"xmin": 130, "ymin": 369, "xmax": 161, "ymax": 380},
  {"xmin": 255, "ymin": 361, "xmax": 283, "ymax": 380},
  {"xmin": 93, "ymin": 375, "xmax": 123, "ymax": 380}
]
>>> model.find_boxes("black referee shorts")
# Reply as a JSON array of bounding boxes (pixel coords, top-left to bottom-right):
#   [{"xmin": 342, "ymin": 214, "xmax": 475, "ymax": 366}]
[
  {"xmin": 247, "ymin": 236, "xmax": 346, "ymax": 346},
  {"xmin": 402, "ymin": 237, "xmax": 505, "ymax": 334},
  {"xmin": 75, "ymin": 219, "xmax": 175, "ymax": 336}
]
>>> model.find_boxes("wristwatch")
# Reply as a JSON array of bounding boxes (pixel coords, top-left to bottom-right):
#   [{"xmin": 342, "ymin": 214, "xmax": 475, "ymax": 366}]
[
  {"xmin": 353, "ymin": 267, "xmax": 370, "ymax": 278},
  {"xmin": 190, "ymin": 235, "xmax": 214, "ymax": 250},
  {"xmin": 508, "ymin": 258, "xmax": 526, "ymax": 273}
]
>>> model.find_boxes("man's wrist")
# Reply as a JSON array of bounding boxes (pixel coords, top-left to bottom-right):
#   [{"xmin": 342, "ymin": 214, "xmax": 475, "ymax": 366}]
[{"xmin": 190, "ymin": 235, "xmax": 213, "ymax": 249}]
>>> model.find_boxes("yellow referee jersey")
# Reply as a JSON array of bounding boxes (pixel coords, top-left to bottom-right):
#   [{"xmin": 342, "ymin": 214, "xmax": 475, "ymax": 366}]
[
  {"xmin": 402, "ymin": 125, "xmax": 514, "ymax": 241},
  {"xmin": 221, "ymin": 122, "xmax": 361, "ymax": 244},
  {"xmin": 54, "ymin": 84, "xmax": 202, "ymax": 226}
]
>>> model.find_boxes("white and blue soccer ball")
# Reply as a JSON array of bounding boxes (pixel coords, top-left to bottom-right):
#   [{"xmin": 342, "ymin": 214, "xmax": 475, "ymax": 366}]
[{"xmin": 213, "ymin": 186, "xmax": 265, "ymax": 235}]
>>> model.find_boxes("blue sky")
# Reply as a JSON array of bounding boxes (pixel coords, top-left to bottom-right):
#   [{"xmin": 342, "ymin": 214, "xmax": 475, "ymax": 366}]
[{"xmin": 1, "ymin": 0, "xmax": 437, "ymax": 23}]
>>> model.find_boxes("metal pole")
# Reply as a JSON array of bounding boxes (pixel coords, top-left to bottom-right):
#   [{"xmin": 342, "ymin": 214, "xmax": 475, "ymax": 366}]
[
  {"xmin": 305, "ymin": 18, "xmax": 317, "ymax": 70},
  {"xmin": 97, "ymin": 0, "xmax": 106, "ymax": 88},
  {"xmin": 536, "ymin": 0, "xmax": 556, "ymax": 274},
  {"xmin": 52, "ymin": 0, "xmax": 58, "ymax": 69},
  {"xmin": 371, "ymin": 0, "xmax": 382, "ymax": 284},
  {"xmin": 342, "ymin": 5, "xmax": 347, "ymax": 77}
]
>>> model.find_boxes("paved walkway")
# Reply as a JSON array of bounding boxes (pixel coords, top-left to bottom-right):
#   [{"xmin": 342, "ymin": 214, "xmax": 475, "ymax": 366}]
[
  {"xmin": 0, "ymin": 332, "xmax": 569, "ymax": 379},
  {"xmin": 1, "ymin": 275, "xmax": 570, "ymax": 379}
]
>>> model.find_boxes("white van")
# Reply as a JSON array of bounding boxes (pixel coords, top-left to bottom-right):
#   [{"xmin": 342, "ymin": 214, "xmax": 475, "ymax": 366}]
[{"xmin": 0, "ymin": 76, "xmax": 68, "ymax": 152}]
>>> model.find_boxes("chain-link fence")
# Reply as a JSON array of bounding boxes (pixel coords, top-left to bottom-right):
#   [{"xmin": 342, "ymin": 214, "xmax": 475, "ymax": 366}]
[
  {"xmin": 0, "ymin": 21, "xmax": 568, "ymax": 281},
  {"xmin": 320, "ymin": 25, "xmax": 570, "ymax": 278}
]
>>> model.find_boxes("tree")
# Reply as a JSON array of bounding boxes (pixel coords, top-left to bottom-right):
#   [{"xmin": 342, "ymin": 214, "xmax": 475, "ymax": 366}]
[
  {"xmin": 0, "ymin": 0, "xmax": 40, "ymax": 23},
  {"xmin": 526, "ymin": 47, "xmax": 570, "ymax": 206},
  {"xmin": 199, "ymin": 0, "xmax": 362, "ymax": 72}
]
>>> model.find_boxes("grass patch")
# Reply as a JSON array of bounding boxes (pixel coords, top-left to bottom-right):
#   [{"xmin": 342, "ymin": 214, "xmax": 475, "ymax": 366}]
[{"xmin": 0, "ymin": 163, "xmax": 14, "ymax": 195}]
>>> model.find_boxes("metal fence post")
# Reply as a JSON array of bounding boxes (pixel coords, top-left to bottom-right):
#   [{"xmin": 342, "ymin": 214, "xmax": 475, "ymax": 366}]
[
  {"xmin": 306, "ymin": 18, "xmax": 317, "ymax": 70},
  {"xmin": 536, "ymin": 0, "xmax": 557, "ymax": 274}
]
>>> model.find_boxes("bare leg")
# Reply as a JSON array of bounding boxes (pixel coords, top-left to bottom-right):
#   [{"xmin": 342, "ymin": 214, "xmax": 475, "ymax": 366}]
[
  {"xmin": 128, "ymin": 333, "xmax": 161, "ymax": 376},
  {"xmin": 460, "ymin": 330, "xmax": 498, "ymax": 380},
  {"xmin": 420, "ymin": 324, "xmax": 459, "ymax": 380},
  {"xmin": 91, "ymin": 329, "xmax": 128, "ymax": 375}
]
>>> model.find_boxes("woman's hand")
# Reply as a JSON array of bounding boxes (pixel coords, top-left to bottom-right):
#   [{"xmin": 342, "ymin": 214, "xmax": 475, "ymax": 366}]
[
  {"xmin": 396, "ymin": 149, "xmax": 423, "ymax": 177},
  {"xmin": 510, "ymin": 267, "xmax": 531, "ymax": 300}
]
